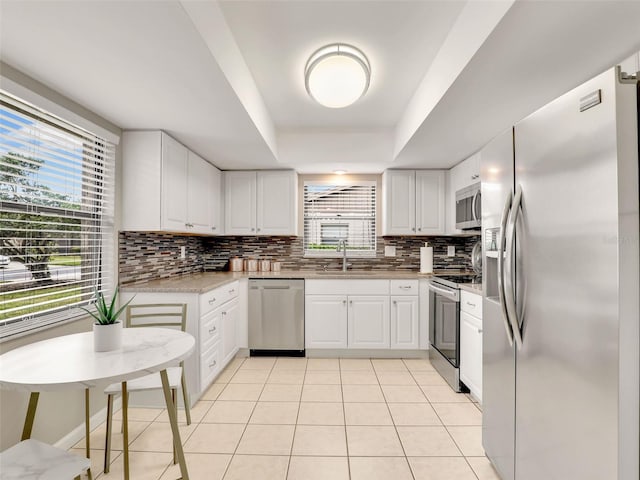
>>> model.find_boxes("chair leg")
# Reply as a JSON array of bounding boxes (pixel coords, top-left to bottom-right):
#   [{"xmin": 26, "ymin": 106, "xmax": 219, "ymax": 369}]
[
  {"xmin": 181, "ymin": 370, "xmax": 192, "ymax": 425},
  {"xmin": 171, "ymin": 388, "xmax": 177, "ymax": 465},
  {"xmin": 104, "ymin": 394, "xmax": 114, "ymax": 474}
]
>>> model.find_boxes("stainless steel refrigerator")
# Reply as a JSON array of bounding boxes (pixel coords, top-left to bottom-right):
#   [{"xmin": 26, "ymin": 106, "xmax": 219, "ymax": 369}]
[{"xmin": 481, "ymin": 67, "xmax": 639, "ymax": 480}]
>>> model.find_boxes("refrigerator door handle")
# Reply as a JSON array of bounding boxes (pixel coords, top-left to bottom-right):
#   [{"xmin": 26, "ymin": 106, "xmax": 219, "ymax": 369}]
[
  {"xmin": 497, "ymin": 191, "xmax": 515, "ymax": 346},
  {"xmin": 504, "ymin": 185, "xmax": 524, "ymax": 348}
]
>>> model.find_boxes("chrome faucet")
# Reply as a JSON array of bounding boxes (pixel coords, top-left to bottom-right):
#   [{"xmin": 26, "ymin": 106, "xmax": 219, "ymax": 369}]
[{"xmin": 337, "ymin": 239, "xmax": 351, "ymax": 272}]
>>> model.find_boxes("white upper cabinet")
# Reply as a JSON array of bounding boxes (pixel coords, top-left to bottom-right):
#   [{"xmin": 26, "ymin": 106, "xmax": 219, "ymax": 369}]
[
  {"xmin": 224, "ymin": 171, "xmax": 257, "ymax": 235},
  {"xmin": 210, "ymin": 166, "xmax": 223, "ymax": 234},
  {"xmin": 224, "ymin": 170, "xmax": 298, "ymax": 236},
  {"xmin": 445, "ymin": 152, "xmax": 480, "ymax": 234},
  {"xmin": 382, "ymin": 170, "xmax": 445, "ymax": 235},
  {"xmin": 122, "ymin": 131, "xmax": 222, "ymax": 234}
]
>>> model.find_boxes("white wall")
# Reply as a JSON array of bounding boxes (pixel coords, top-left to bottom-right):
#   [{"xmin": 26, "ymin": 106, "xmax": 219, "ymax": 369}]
[{"xmin": 0, "ymin": 62, "xmax": 122, "ymax": 451}]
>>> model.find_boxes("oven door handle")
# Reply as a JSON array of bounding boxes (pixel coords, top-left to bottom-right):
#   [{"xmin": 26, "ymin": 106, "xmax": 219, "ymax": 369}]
[{"xmin": 428, "ymin": 283, "xmax": 460, "ymax": 302}]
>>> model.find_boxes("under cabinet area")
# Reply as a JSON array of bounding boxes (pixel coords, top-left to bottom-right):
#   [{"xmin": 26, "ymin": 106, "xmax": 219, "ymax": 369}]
[
  {"xmin": 305, "ymin": 279, "xmax": 423, "ymax": 352},
  {"xmin": 122, "ymin": 131, "xmax": 222, "ymax": 234},
  {"xmin": 224, "ymin": 170, "xmax": 298, "ymax": 236},
  {"xmin": 459, "ymin": 289, "xmax": 483, "ymax": 401},
  {"xmin": 382, "ymin": 169, "xmax": 446, "ymax": 235}
]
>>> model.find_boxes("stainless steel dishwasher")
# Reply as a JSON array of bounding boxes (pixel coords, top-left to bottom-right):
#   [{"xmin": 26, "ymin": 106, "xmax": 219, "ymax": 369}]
[{"xmin": 248, "ymin": 279, "xmax": 305, "ymax": 356}]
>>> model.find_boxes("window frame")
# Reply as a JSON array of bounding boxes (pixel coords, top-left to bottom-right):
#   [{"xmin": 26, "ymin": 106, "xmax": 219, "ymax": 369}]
[
  {"xmin": 303, "ymin": 179, "xmax": 377, "ymax": 258},
  {"xmin": 0, "ymin": 91, "xmax": 116, "ymax": 341}
]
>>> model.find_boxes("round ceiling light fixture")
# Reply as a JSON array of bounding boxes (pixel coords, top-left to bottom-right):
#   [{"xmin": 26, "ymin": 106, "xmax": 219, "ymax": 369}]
[{"xmin": 304, "ymin": 43, "xmax": 371, "ymax": 108}]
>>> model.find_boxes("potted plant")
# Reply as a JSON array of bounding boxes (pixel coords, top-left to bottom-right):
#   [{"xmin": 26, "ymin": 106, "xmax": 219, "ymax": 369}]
[{"xmin": 82, "ymin": 287, "xmax": 134, "ymax": 352}]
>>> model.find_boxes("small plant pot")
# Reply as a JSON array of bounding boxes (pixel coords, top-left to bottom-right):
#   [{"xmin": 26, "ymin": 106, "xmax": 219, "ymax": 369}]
[{"xmin": 93, "ymin": 322, "xmax": 122, "ymax": 352}]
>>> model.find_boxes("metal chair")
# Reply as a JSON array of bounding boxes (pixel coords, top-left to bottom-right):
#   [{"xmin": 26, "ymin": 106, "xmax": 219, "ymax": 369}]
[{"xmin": 103, "ymin": 303, "xmax": 191, "ymax": 473}]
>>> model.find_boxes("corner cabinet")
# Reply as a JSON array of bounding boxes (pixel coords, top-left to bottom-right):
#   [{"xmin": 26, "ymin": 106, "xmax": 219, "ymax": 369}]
[
  {"xmin": 122, "ymin": 131, "xmax": 222, "ymax": 234},
  {"xmin": 382, "ymin": 170, "xmax": 445, "ymax": 235},
  {"xmin": 224, "ymin": 170, "xmax": 298, "ymax": 236}
]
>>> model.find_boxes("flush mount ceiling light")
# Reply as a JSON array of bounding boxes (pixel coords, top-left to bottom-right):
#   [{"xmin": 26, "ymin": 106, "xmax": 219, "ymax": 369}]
[{"xmin": 304, "ymin": 43, "xmax": 371, "ymax": 108}]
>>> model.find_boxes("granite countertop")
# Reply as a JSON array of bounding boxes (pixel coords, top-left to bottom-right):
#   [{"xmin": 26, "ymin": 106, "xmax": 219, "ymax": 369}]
[{"xmin": 120, "ymin": 269, "xmax": 478, "ymax": 294}]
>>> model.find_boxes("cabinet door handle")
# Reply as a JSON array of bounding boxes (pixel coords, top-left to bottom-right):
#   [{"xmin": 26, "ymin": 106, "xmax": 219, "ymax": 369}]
[
  {"xmin": 228, "ymin": 289, "xmax": 235, "ymax": 294},
  {"xmin": 209, "ymin": 360, "xmax": 217, "ymax": 368},
  {"xmin": 477, "ymin": 328, "xmax": 483, "ymax": 333},
  {"xmin": 221, "ymin": 311, "xmax": 227, "ymax": 316},
  {"xmin": 209, "ymin": 326, "xmax": 217, "ymax": 334},
  {"xmin": 257, "ymin": 228, "xmax": 261, "ymax": 232},
  {"xmin": 211, "ymin": 226, "xmax": 217, "ymax": 230},
  {"xmin": 393, "ymin": 300, "xmax": 397, "ymax": 305},
  {"xmin": 342, "ymin": 300, "xmax": 347, "ymax": 306},
  {"xmin": 418, "ymin": 227, "xmax": 422, "ymax": 232},
  {"xmin": 412, "ymin": 227, "xmax": 416, "ymax": 232},
  {"xmin": 251, "ymin": 228, "xmax": 255, "ymax": 232},
  {"xmin": 208, "ymin": 298, "xmax": 216, "ymax": 305},
  {"xmin": 349, "ymin": 300, "xmax": 353, "ymax": 305}
]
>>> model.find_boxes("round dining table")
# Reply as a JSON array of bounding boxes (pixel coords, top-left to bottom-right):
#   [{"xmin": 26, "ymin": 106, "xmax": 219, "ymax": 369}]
[{"xmin": 0, "ymin": 327, "xmax": 195, "ymax": 480}]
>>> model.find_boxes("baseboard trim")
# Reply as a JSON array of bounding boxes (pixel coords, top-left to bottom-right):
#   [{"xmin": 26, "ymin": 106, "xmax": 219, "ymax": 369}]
[
  {"xmin": 305, "ymin": 349, "xmax": 429, "ymax": 358},
  {"xmin": 54, "ymin": 397, "xmax": 122, "ymax": 450}
]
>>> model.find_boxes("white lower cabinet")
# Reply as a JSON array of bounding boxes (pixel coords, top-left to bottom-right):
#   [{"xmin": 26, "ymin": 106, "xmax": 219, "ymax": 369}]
[
  {"xmin": 305, "ymin": 279, "xmax": 422, "ymax": 351},
  {"xmin": 390, "ymin": 296, "xmax": 419, "ymax": 349},
  {"xmin": 348, "ymin": 296, "xmax": 390, "ymax": 348},
  {"xmin": 305, "ymin": 295, "xmax": 348, "ymax": 348},
  {"xmin": 460, "ymin": 290, "xmax": 482, "ymax": 401},
  {"xmin": 120, "ymin": 280, "xmax": 241, "ymax": 404}
]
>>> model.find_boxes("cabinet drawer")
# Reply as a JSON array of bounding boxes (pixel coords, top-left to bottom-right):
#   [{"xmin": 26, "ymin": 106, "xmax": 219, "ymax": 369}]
[
  {"xmin": 200, "ymin": 310, "xmax": 221, "ymax": 352},
  {"xmin": 200, "ymin": 342, "xmax": 221, "ymax": 389},
  {"xmin": 200, "ymin": 281, "xmax": 239, "ymax": 315},
  {"xmin": 390, "ymin": 280, "xmax": 419, "ymax": 295},
  {"xmin": 305, "ymin": 279, "xmax": 389, "ymax": 296},
  {"xmin": 460, "ymin": 290, "xmax": 482, "ymax": 318}
]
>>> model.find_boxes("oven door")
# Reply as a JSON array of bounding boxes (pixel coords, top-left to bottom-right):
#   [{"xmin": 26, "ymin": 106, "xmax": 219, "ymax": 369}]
[{"xmin": 428, "ymin": 282, "xmax": 461, "ymax": 367}]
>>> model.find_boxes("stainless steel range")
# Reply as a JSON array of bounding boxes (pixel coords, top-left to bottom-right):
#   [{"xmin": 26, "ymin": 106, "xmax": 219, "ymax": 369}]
[{"xmin": 428, "ymin": 274, "xmax": 479, "ymax": 392}]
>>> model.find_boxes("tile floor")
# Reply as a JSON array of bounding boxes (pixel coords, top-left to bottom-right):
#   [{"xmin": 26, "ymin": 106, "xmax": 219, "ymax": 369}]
[{"xmin": 71, "ymin": 356, "xmax": 499, "ymax": 480}]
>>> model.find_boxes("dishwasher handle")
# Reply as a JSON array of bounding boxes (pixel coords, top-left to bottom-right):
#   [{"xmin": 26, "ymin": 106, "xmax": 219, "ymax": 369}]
[{"xmin": 263, "ymin": 285, "xmax": 291, "ymax": 290}]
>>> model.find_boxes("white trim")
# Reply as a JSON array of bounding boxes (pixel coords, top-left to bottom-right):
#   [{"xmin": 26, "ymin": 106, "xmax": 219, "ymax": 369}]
[
  {"xmin": 0, "ymin": 76, "xmax": 120, "ymax": 145},
  {"xmin": 54, "ymin": 397, "xmax": 122, "ymax": 450}
]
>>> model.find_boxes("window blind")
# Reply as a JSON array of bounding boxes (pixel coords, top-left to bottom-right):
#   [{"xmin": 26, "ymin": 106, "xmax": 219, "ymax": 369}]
[
  {"xmin": 303, "ymin": 182, "xmax": 376, "ymax": 256},
  {"xmin": 0, "ymin": 91, "xmax": 116, "ymax": 338}
]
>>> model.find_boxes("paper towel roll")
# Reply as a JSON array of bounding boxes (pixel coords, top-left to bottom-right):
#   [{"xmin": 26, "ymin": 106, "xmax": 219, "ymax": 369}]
[{"xmin": 420, "ymin": 246, "xmax": 433, "ymax": 274}]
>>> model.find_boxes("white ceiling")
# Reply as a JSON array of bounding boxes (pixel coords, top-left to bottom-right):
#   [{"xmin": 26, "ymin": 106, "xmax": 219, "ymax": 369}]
[{"xmin": 1, "ymin": 0, "xmax": 639, "ymax": 173}]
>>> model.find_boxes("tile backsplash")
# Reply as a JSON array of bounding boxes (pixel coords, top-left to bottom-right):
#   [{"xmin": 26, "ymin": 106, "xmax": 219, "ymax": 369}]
[{"xmin": 119, "ymin": 232, "xmax": 480, "ymax": 284}]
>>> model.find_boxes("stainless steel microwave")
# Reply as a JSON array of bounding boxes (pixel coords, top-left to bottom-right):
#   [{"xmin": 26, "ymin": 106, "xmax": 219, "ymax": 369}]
[{"xmin": 455, "ymin": 182, "xmax": 481, "ymax": 229}]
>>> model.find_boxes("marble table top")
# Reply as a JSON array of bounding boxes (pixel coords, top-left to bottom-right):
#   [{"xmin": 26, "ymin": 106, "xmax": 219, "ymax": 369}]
[{"xmin": 0, "ymin": 328, "xmax": 195, "ymax": 392}]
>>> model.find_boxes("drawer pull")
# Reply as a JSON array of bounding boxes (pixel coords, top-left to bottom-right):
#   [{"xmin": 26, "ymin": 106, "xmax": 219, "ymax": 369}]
[
  {"xmin": 209, "ymin": 326, "xmax": 217, "ymax": 334},
  {"xmin": 466, "ymin": 301, "xmax": 476, "ymax": 307},
  {"xmin": 228, "ymin": 289, "xmax": 235, "ymax": 294},
  {"xmin": 399, "ymin": 286, "xmax": 412, "ymax": 290},
  {"xmin": 209, "ymin": 360, "xmax": 217, "ymax": 368},
  {"xmin": 477, "ymin": 328, "xmax": 483, "ymax": 334},
  {"xmin": 208, "ymin": 298, "xmax": 216, "ymax": 305},
  {"xmin": 221, "ymin": 311, "xmax": 227, "ymax": 316}
]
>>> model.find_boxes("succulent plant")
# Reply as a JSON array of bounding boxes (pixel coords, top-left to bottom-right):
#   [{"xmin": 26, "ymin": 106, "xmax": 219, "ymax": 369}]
[{"xmin": 81, "ymin": 287, "xmax": 134, "ymax": 325}]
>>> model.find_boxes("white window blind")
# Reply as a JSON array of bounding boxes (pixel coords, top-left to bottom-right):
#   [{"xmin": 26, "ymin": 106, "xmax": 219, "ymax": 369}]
[
  {"xmin": 303, "ymin": 181, "xmax": 376, "ymax": 256},
  {"xmin": 0, "ymin": 91, "xmax": 116, "ymax": 338}
]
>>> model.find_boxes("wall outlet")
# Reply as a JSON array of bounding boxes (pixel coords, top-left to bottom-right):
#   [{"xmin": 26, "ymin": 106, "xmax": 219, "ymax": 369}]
[
  {"xmin": 384, "ymin": 246, "xmax": 396, "ymax": 257},
  {"xmin": 447, "ymin": 246, "xmax": 455, "ymax": 257},
  {"xmin": 180, "ymin": 246, "xmax": 186, "ymax": 260}
]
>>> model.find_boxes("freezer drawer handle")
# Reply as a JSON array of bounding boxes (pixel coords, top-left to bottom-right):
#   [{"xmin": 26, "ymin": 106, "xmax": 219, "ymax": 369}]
[
  {"xmin": 497, "ymin": 191, "xmax": 515, "ymax": 346},
  {"xmin": 504, "ymin": 185, "xmax": 524, "ymax": 348}
]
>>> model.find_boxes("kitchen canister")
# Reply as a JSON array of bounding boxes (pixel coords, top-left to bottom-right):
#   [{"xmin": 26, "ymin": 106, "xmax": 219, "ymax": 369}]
[
  {"xmin": 244, "ymin": 258, "xmax": 258, "ymax": 272},
  {"xmin": 229, "ymin": 257, "xmax": 244, "ymax": 272},
  {"xmin": 259, "ymin": 259, "xmax": 271, "ymax": 272},
  {"xmin": 271, "ymin": 261, "xmax": 281, "ymax": 272},
  {"xmin": 420, "ymin": 242, "xmax": 434, "ymax": 274}
]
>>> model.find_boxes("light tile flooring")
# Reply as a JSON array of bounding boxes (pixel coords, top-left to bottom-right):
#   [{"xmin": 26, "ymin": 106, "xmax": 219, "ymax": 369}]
[{"xmin": 71, "ymin": 356, "xmax": 499, "ymax": 480}]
